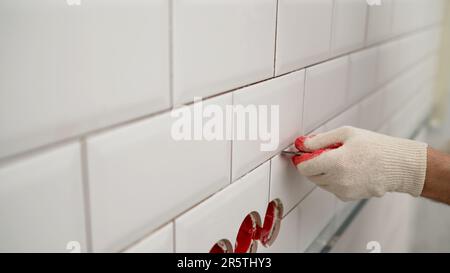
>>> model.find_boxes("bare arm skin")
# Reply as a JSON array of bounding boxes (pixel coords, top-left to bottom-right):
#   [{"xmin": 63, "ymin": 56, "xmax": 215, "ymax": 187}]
[{"xmin": 421, "ymin": 147, "xmax": 450, "ymax": 205}]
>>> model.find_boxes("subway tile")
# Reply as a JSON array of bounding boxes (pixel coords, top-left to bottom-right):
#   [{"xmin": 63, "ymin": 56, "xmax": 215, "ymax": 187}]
[
  {"xmin": 388, "ymin": 92, "xmax": 424, "ymax": 139},
  {"xmin": 347, "ymin": 47, "xmax": 378, "ymax": 105},
  {"xmin": 0, "ymin": 0, "xmax": 170, "ymax": 159},
  {"xmin": 382, "ymin": 64, "xmax": 423, "ymax": 121},
  {"xmin": 332, "ymin": 193, "xmax": 416, "ymax": 252},
  {"xmin": 124, "ymin": 223, "xmax": 173, "ymax": 253},
  {"xmin": 232, "ymin": 70, "xmax": 304, "ymax": 181},
  {"xmin": 303, "ymin": 56, "xmax": 349, "ymax": 133},
  {"xmin": 275, "ymin": 0, "xmax": 333, "ymax": 75},
  {"xmin": 376, "ymin": 34, "xmax": 419, "ymax": 86},
  {"xmin": 366, "ymin": 0, "xmax": 393, "ymax": 45},
  {"xmin": 0, "ymin": 143, "xmax": 86, "ymax": 252},
  {"xmin": 172, "ymin": 0, "xmax": 277, "ymax": 105},
  {"xmin": 331, "ymin": 0, "xmax": 367, "ymax": 56},
  {"xmin": 426, "ymin": 0, "xmax": 446, "ymax": 26},
  {"xmin": 376, "ymin": 39, "xmax": 402, "ymax": 85},
  {"xmin": 258, "ymin": 205, "xmax": 302, "ymax": 253},
  {"xmin": 87, "ymin": 94, "xmax": 232, "ymax": 252},
  {"xmin": 298, "ymin": 187, "xmax": 336, "ymax": 252},
  {"xmin": 270, "ymin": 147, "xmax": 315, "ymax": 217},
  {"xmin": 325, "ymin": 103, "xmax": 361, "ymax": 130},
  {"xmin": 391, "ymin": 0, "xmax": 421, "ymax": 36},
  {"xmin": 175, "ymin": 162, "xmax": 270, "ymax": 253},
  {"xmin": 359, "ymin": 89, "xmax": 386, "ymax": 131}
]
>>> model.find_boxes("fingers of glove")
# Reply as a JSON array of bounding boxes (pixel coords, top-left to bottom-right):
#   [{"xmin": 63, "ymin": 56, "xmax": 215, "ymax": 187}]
[
  {"xmin": 293, "ymin": 147, "xmax": 344, "ymax": 177},
  {"xmin": 295, "ymin": 126, "xmax": 354, "ymax": 152}
]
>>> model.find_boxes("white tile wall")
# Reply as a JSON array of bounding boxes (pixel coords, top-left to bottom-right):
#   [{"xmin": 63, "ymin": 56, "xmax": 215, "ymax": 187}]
[
  {"xmin": 175, "ymin": 162, "xmax": 269, "ymax": 252},
  {"xmin": 87, "ymin": 94, "xmax": 231, "ymax": 251},
  {"xmin": 275, "ymin": 0, "xmax": 334, "ymax": 75},
  {"xmin": 303, "ymin": 56, "xmax": 349, "ymax": 132},
  {"xmin": 173, "ymin": 0, "xmax": 277, "ymax": 105},
  {"xmin": 359, "ymin": 88, "xmax": 386, "ymax": 131},
  {"xmin": 366, "ymin": 0, "xmax": 393, "ymax": 45},
  {"xmin": 270, "ymin": 146, "xmax": 316, "ymax": 216},
  {"xmin": 325, "ymin": 103, "xmax": 361, "ymax": 130},
  {"xmin": 331, "ymin": 0, "xmax": 368, "ymax": 56},
  {"xmin": 259, "ymin": 204, "xmax": 302, "ymax": 253},
  {"xmin": 0, "ymin": 0, "xmax": 443, "ymax": 253},
  {"xmin": 0, "ymin": 0, "xmax": 170, "ymax": 159},
  {"xmin": 124, "ymin": 223, "xmax": 173, "ymax": 253},
  {"xmin": 347, "ymin": 47, "xmax": 379, "ymax": 105},
  {"xmin": 0, "ymin": 143, "xmax": 86, "ymax": 252},
  {"xmin": 232, "ymin": 70, "xmax": 304, "ymax": 180},
  {"xmin": 391, "ymin": 0, "xmax": 421, "ymax": 36},
  {"xmin": 377, "ymin": 35, "xmax": 413, "ymax": 85},
  {"xmin": 298, "ymin": 187, "xmax": 336, "ymax": 252}
]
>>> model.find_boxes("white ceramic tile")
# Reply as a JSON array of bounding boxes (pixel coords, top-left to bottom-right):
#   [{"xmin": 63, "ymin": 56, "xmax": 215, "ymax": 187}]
[
  {"xmin": 298, "ymin": 187, "xmax": 336, "ymax": 252},
  {"xmin": 270, "ymin": 147, "xmax": 315, "ymax": 217},
  {"xmin": 0, "ymin": 143, "xmax": 86, "ymax": 252},
  {"xmin": 275, "ymin": 0, "xmax": 333, "ymax": 75},
  {"xmin": 382, "ymin": 64, "xmax": 422, "ymax": 121},
  {"xmin": 359, "ymin": 89, "xmax": 386, "ymax": 131},
  {"xmin": 331, "ymin": 0, "xmax": 367, "ymax": 55},
  {"xmin": 325, "ymin": 103, "xmax": 361, "ymax": 130},
  {"xmin": 332, "ymin": 193, "xmax": 416, "ymax": 252},
  {"xmin": 388, "ymin": 93, "xmax": 423, "ymax": 139},
  {"xmin": 175, "ymin": 162, "xmax": 270, "ymax": 253},
  {"xmin": 303, "ymin": 56, "xmax": 349, "ymax": 132},
  {"xmin": 232, "ymin": 70, "xmax": 304, "ymax": 181},
  {"xmin": 391, "ymin": 0, "xmax": 421, "ymax": 36},
  {"xmin": 173, "ymin": 0, "xmax": 277, "ymax": 105},
  {"xmin": 87, "ymin": 94, "xmax": 232, "ymax": 252},
  {"xmin": 424, "ymin": 0, "xmax": 446, "ymax": 26},
  {"xmin": 258, "ymin": 205, "xmax": 302, "ymax": 253},
  {"xmin": 366, "ymin": 0, "xmax": 393, "ymax": 45},
  {"xmin": 347, "ymin": 47, "xmax": 379, "ymax": 105},
  {"xmin": 0, "ymin": 0, "xmax": 170, "ymax": 159},
  {"xmin": 124, "ymin": 223, "xmax": 173, "ymax": 253},
  {"xmin": 376, "ymin": 35, "xmax": 417, "ymax": 86},
  {"xmin": 405, "ymin": 0, "xmax": 444, "ymax": 32}
]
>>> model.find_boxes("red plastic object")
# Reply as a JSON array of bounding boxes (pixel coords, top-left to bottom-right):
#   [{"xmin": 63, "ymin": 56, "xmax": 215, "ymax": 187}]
[{"xmin": 234, "ymin": 214, "xmax": 259, "ymax": 253}]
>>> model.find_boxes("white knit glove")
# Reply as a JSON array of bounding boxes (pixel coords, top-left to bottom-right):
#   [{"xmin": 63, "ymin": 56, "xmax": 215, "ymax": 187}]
[{"xmin": 292, "ymin": 126, "xmax": 428, "ymax": 201}]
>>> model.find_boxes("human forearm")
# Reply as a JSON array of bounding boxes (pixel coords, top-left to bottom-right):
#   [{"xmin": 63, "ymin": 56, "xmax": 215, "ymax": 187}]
[{"xmin": 421, "ymin": 147, "xmax": 450, "ymax": 205}]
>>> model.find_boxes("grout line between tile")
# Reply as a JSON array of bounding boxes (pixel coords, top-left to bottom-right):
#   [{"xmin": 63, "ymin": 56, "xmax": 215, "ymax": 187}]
[
  {"xmin": 268, "ymin": 160, "xmax": 272, "ymax": 204},
  {"xmin": 0, "ymin": 23, "xmax": 441, "ymax": 167},
  {"xmin": 169, "ymin": 0, "xmax": 174, "ymax": 108},
  {"xmin": 172, "ymin": 220, "xmax": 176, "ymax": 253},
  {"xmin": 80, "ymin": 139, "xmax": 93, "ymax": 253},
  {"xmin": 272, "ymin": 0, "xmax": 279, "ymax": 77}
]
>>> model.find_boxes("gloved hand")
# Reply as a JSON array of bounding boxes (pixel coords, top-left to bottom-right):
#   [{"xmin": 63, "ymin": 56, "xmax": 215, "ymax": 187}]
[{"xmin": 292, "ymin": 126, "xmax": 428, "ymax": 201}]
